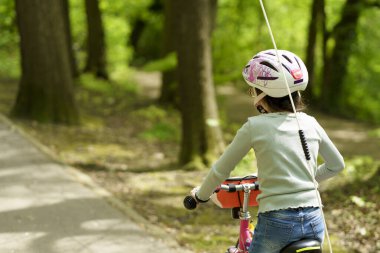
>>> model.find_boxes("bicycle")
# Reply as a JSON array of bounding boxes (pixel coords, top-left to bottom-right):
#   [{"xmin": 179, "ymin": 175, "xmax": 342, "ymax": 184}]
[{"xmin": 184, "ymin": 175, "xmax": 322, "ymax": 253}]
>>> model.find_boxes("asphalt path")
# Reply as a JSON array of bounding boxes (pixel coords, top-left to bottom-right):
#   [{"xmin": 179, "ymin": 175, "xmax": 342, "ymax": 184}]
[{"xmin": 0, "ymin": 115, "xmax": 190, "ymax": 253}]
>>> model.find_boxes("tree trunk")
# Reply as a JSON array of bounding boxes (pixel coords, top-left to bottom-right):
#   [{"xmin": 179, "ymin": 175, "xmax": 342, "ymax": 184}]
[
  {"xmin": 159, "ymin": 0, "xmax": 218, "ymax": 108},
  {"xmin": 177, "ymin": 0, "xmax": 224, "ymax": 168},
  {"xmin": 209, "ymin": 0, "xmax": 218, "ymax": 34},
  {"xmin": 61, "ymin": 0, "xmax": 79, "ymax": 78},
  {"xmin": 12, "ymin": 0, "xmax": 79, "ymax": 124},
  {"xmin": 304, "ymin": 0, "xmax": 325, "ymax": 101},
  {"xmin": 322, "ymin": 0, "xmax": 362, "ymax": 111},
  {"xmin": 84, "ymin": 0, "xmax": 108, "ymax": 79},
  {"xmin": 158, "ymin": 0, "xmax": 179, "ymax": 107},
  {"xmin": 321, "ymin": 0, "xmax": 328, "ymax": 100}
]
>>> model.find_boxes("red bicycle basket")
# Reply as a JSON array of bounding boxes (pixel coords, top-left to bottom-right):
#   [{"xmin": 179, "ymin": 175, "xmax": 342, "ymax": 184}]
[{"xmin": 215, "ymin": 175, "xmax": 260, "ymax": 208}]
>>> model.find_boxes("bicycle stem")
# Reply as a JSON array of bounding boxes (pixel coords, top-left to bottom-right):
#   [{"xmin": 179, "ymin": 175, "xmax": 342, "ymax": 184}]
[
  {"xmin": 239, "ymin": 186, "xmax": 253, "ymax": 252},
  {"xmin": 241, "ymin": 185, "xmax": 251, "ymax": 216}
]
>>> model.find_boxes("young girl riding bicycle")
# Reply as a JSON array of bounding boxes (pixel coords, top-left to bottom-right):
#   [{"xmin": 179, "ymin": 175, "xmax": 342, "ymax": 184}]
[{"xmin": 190, "ymin": 49, "xmax": 345, "ymax": 253}]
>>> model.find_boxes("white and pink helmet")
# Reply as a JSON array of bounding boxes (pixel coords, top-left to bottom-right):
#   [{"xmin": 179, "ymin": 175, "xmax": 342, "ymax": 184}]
[{"xmin": 242, "ymin": 49, "xmax": 308, "ymax": 104}]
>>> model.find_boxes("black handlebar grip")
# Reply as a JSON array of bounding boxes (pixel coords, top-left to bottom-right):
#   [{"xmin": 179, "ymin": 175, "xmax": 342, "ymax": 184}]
[{"xmin": 183, "ymin": 195, "xmax": 197, "ymax": 210}]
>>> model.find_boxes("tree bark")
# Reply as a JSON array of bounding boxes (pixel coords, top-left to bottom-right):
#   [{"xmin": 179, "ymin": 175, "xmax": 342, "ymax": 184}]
[
  {"xmin": 159, "ymin": 0, "xmax": 218, "ymax": 108},
  {"xmin": 322, "ymin": 0, "xmax": 362, "ymax": 111},
  {"xmin": 158, "ymin": 0, "xmax": 179, "ymax": 107},
  {"xmin": 177, "ymin": 0, "xmax": 224, "ymax": 168},
  {"xmin": 304, "ymin": 0, "xmax": 325, "ymax": 101},
  {"xmin": 61, "ymin": 0, "xmax": 79, "ymax": 78},
  {"xmin": 13, "ymin": 0, "xmax": 79, "ymax": 124},
  {"xmin": 209, "ymin": 0, "xmax": 218, "ymax": 34},
  {"xmin": 84, "ymin": 0, "xmax": 108, "ymax": 79}
]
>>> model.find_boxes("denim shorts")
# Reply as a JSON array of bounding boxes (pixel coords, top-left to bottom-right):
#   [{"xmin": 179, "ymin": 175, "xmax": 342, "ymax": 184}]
[{"xmin": 248, "ymin": 207, "xmax": 324, "ymax": 253}]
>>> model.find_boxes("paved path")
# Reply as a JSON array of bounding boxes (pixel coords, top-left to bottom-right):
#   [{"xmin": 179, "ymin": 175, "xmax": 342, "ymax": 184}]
[{"xmin": 0, "ymin": 116, "xmax": 190, "ymax": 253}]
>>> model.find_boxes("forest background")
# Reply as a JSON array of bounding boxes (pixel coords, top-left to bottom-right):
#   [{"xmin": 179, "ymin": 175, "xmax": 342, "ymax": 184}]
[{"xmin": 0, "ymin": 0, "xmax": 379, "ymax": 252}]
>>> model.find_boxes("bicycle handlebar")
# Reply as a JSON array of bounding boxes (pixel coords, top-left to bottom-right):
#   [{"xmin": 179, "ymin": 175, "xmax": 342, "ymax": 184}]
[
  {"xmin": 219, "ymin": 183, "xmax": 258, "ymax": 192},
  {"xmin": 183, "ymin": 182, "xmax": 259, "ymax": 210}
]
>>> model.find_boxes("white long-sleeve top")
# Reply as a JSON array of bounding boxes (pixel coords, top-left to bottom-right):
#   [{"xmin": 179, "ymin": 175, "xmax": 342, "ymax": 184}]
[{"xmin": 197, "ymin": 112, "xmax": 345, "ymax": 213}]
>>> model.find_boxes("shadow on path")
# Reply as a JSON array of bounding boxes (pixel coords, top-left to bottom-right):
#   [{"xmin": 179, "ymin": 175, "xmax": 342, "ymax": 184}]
[{"xmin": 0, "ymin": 118, "xmax": 189, "ymax": 253}]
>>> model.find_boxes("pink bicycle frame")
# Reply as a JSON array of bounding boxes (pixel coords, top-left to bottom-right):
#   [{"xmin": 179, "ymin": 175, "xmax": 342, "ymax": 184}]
[
  {"xmin": 227, "ymin": 184, "xmax": 254, "ymax": 253},
  {"xmin": 184, "ymin": 179, "xmax": 322, "ymax": 253}
]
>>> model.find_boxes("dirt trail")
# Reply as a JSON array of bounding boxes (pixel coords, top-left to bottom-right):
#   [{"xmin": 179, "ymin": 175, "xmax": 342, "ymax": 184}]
[{"xmin": 136, "ymin": 71, "xmax": 380, "ymax": 161}]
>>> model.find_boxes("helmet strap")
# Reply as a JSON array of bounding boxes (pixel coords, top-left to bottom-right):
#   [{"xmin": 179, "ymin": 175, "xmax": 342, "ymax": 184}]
[
  {"xmin": 253, "ymin": 92, "xmax": 267, "ymax": 105},
  {"xmin": 251, "ymin": 89, "xmax": 268, "ymax": 113}
]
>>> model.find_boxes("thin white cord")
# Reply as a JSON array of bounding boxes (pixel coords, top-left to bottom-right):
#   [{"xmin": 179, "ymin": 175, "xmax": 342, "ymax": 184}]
[
  {"xmin": 258, "ymin": 1, "xmax": 333, "ymax": 252},
  {"xmin": 257, "ymin": 0, "xmax": 301, "ymax": 129}
]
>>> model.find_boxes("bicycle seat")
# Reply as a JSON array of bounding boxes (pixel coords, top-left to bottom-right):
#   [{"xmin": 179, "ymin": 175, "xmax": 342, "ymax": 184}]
[{"xmin": 280, "ymin": 238, "xmax": 322, "ymax": 253}]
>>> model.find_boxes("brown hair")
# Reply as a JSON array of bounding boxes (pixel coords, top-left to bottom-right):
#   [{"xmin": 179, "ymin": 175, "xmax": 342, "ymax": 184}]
[{"xmin": 256, "ymin": 88, "xmax": 306, "ymax": 112}]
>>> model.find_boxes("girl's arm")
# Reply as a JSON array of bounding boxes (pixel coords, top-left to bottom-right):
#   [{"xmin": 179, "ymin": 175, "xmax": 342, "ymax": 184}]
[
  {"xmin": 315, "ymin": 121, "xmax": 345, "ymax": 182},
  {"xmin": 196, "ymin": 121, "xmax": 253, "ymax": 201}
]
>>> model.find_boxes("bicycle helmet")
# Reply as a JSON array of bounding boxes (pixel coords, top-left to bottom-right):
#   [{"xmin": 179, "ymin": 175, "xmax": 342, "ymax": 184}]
[{"xmin": 242, "ymin": 49, "xmax": 308, "ymax": 104}]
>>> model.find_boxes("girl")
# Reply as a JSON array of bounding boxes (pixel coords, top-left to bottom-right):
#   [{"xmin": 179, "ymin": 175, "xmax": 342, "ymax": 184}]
[{"xmin": 190, "ymin": 49, "xmax": 345, "ymax": 253}]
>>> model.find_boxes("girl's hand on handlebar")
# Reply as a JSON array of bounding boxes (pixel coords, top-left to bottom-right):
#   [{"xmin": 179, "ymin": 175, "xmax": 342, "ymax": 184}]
[
  {"xmin": 183, "ymin": 187, "xmax": 201, "ymax": 210},
  {"xmin": 190, "ymin": 186, "xmax": 200, "ymax": 202},
  {"xmin": 190, "ymin": 186, "xmax": 209, "ymax": 203}
]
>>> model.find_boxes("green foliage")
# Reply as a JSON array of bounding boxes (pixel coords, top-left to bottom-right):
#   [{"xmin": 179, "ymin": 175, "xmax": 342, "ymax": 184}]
[
  {"xmin": 126, "ymin": 0, "xmax": 164, "ymax": 65},
  {"xmin": 75, "ymin": 73, "xmax": 138, "ymax": 121},
  {"xmin": 0, "ymin": 0, "xmax": 19, "ymax": 77},
  {"xmin": 323, "ymin": 156, "xmax": 379, "ymax": 191},
  {"xmin": 67, "ymin": 0, "xmax": 164, "ymax": 75},
  {"xmin": 78, "ymin": 73, "xmax": 137, "ymax": 96},
  {"xmin": 142, "ymin": 52, "xmax": 176, "ymax": 72},
  {"xmin": 349, "ymin": 195, "xmax": 375, "ymax": 208},
  {"xmin": 133, "ymin": 105, "xmax": 180, "ymax": 142},
  {"xmin": 79, "ymin": 74, "xmax": 114, "ymax": 94},
  {"xmin": 345, "ymin": 156, "xmax": 378, "ymax": 180},
  {"xmin": 69, "ymin": 0, "xmax": 133, "ymax": 73},
  {"xmin": 139, "ymin": 122, "xmax": 176, "ymax": 141},
  {"xmin": 133, "ymin": 12, "xmax": 163, "ymax": 63},
  {"xmin": 230, "ymin": 149, "xmax": 257, "ymax": 177},
  {"xmin": 213, "ymin": 0, "xmax": 313, "ymax": 83},
  {"xmin": 102, "ymin": 2, "xmax": 131, "ymax": 72},
  {"xmin": 0, "ymin": 0, "xmax": 17, "ymax": 48},
  {"xmin": 325, "ymin": 0, "xmax": 346, "ymax": 31},
  {"xmin": 0, "ymin": 50, "xmax": 19, "ymax": 78},
  {"xmin": 342, "ymin": 8, "xmax": 380, "ymax": 123},
  {"xmin": 68, "ymin": 0, "xmax": 86, "ymax": 69},
  {"xmin": 368, "ymin": 128, "xmax": 380, "ymax": 138},
  {"xmin": 133, "ymin": 104, "xmax": 167, "ymax": 121}
]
